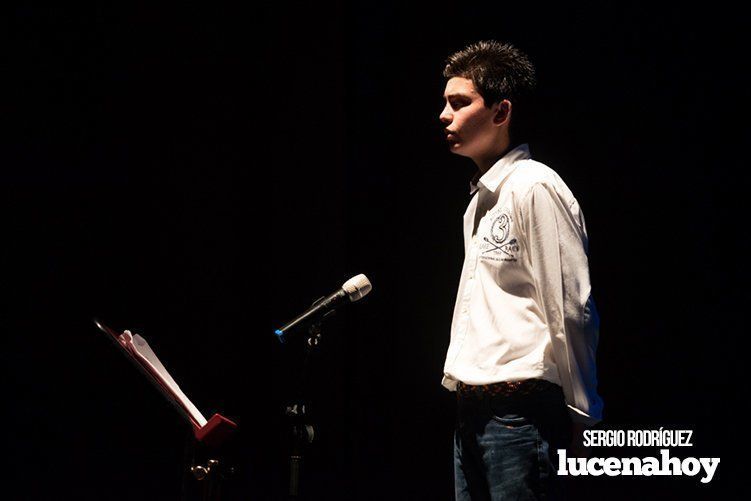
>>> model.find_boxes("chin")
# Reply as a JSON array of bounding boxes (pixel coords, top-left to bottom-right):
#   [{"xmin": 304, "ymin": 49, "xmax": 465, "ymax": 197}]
[{"xmin": 449, "ymin": 143, "xmax": 470, "ymax": 157}]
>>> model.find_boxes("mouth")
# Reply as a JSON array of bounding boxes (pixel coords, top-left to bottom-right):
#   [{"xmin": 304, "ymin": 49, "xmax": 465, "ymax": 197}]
[{"xmin": 445, "ymin": 131, "xmax": 459, "ymax": 142}]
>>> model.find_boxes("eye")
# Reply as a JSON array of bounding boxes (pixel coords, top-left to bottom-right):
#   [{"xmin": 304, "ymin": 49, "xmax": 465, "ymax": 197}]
[{"xmin": 450, "ymin": 98, "xmax": 470, "ymax": 111}]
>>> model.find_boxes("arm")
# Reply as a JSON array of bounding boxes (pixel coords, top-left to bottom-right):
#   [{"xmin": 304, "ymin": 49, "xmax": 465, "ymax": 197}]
[{"xmin": 521, "ymin": 182, "xmax": 603, "ymax": 426}]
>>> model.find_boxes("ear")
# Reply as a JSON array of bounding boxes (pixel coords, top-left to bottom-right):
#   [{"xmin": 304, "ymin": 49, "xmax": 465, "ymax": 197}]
[{"xmin": 493, "ymin": 99, "xmax": 512, "ymax": 126}]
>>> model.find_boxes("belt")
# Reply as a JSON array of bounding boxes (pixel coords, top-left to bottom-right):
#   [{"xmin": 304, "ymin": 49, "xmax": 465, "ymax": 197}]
[{"xmin": 456, "ymin": 379, "xmax": 558, "ymax": 399}]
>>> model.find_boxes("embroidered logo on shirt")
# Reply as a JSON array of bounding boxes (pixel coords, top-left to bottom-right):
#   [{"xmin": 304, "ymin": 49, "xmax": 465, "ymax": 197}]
[{"xmin": 481, "ymin": 211, "xmax": 519, "ymax": 261}]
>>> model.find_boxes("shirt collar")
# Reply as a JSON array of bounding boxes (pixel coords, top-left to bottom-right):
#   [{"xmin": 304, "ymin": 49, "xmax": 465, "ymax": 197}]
[{"xmin": 469, "ymin": 143, "xmax": 531, "ymax": 194}]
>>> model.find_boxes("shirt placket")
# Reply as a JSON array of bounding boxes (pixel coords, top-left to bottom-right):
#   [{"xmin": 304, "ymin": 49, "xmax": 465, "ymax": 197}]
[
  {"xmin": 448, "ymin": 233, "xmax": 480, "ymax": 367},
  {"xmin": 461, "ymin": 236, "xmax": 480, "ymax": 314}
]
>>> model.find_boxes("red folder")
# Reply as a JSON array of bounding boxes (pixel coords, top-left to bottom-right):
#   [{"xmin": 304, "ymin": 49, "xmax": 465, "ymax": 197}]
[{"xmin": 95, "ymin": 320, "xmax": 237, "ymax": 447}]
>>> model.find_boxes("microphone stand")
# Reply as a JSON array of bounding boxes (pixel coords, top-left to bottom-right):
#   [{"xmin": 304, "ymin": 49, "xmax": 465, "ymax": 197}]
[{"xmin": 285, "ymin": 313, "xmax": 330, "ymax": 499}]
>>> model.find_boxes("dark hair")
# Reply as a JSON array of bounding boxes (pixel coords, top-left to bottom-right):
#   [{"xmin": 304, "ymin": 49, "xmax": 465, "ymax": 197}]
[{"xmin": 443, "ymin": 40, "xmax": 537, "ymax": 143}]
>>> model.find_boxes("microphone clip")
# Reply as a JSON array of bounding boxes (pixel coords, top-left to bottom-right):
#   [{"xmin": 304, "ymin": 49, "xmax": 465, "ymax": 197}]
[{"xmin": 305, "ymin": 305, "xmax": 335, "ymax": 347}]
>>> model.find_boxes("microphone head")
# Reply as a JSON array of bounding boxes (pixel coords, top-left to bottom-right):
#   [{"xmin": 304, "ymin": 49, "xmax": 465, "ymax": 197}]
[{"xmin": 341, "ymin": 274, "xmax": 372, "ymax": 302}]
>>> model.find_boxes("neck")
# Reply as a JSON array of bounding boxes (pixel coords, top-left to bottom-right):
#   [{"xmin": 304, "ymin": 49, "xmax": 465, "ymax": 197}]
[{"xmin": 474, "ymin": 137, "xmax": 515, "ymax": 174}]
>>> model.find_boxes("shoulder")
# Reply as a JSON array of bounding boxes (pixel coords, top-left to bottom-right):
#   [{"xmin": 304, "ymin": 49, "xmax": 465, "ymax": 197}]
[
  {"xmin": 509, "ymin": 159, "xmax": 576, "ymax": 204},
  {"xmin": 510, "ymin": 159, "xmax": 558, "ymax": 188}
]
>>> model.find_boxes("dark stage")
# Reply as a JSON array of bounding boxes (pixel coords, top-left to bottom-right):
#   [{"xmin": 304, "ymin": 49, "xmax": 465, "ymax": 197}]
[{"xmin": 5, "ymin": 2, "xmax": 744, "ymax": 500}]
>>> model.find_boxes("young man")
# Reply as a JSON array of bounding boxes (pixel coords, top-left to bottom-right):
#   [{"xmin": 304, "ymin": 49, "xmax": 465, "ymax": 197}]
[{"xmin": 440, "ymin": 41, "xmax": 603, "ymax": 500}]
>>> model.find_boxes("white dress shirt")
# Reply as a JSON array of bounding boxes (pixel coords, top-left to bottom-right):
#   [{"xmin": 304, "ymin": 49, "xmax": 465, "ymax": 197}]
[{"xmin": 442, "ymin": 143, "xmax": 603, "ymax": 425}]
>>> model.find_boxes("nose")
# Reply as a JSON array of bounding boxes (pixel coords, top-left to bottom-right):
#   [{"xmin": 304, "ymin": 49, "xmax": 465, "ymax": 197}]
[{"xmin": 439, "ymin": 102, "xmax": 452, "ymax": 125}]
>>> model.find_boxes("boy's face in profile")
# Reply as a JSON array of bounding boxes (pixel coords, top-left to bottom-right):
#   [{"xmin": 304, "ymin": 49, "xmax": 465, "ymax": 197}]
[{"xmin": 440, "ymin": 77, "xmax": 501, "ymax": 160}]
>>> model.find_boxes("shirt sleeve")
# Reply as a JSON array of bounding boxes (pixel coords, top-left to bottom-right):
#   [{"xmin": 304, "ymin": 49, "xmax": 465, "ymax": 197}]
[{"xmin": 521, "ymin": 182, "xmax": 604, "ymax": 425}]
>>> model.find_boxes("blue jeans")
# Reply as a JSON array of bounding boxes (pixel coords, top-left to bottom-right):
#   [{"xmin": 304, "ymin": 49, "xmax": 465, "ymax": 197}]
[{"xmin": 453, "ymin": 384, "xmax": 572, "ymax": 501}]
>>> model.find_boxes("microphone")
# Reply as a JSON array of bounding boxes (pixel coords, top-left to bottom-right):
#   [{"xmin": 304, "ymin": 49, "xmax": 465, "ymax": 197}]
[{"xmin": 274, "ymin": 274, "xmax": 372, "ymax": 343}]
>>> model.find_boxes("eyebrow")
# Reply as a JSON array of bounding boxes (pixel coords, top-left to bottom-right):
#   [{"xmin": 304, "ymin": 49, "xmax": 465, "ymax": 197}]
[{"xmin": 444, "ymin": 93, "xmax": 471, "ymax": 99}]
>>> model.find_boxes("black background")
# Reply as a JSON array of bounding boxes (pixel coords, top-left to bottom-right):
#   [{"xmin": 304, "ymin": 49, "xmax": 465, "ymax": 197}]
[{"xmin": 5, "ymin": 2, "xmax": 745, "ymax": 500}]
